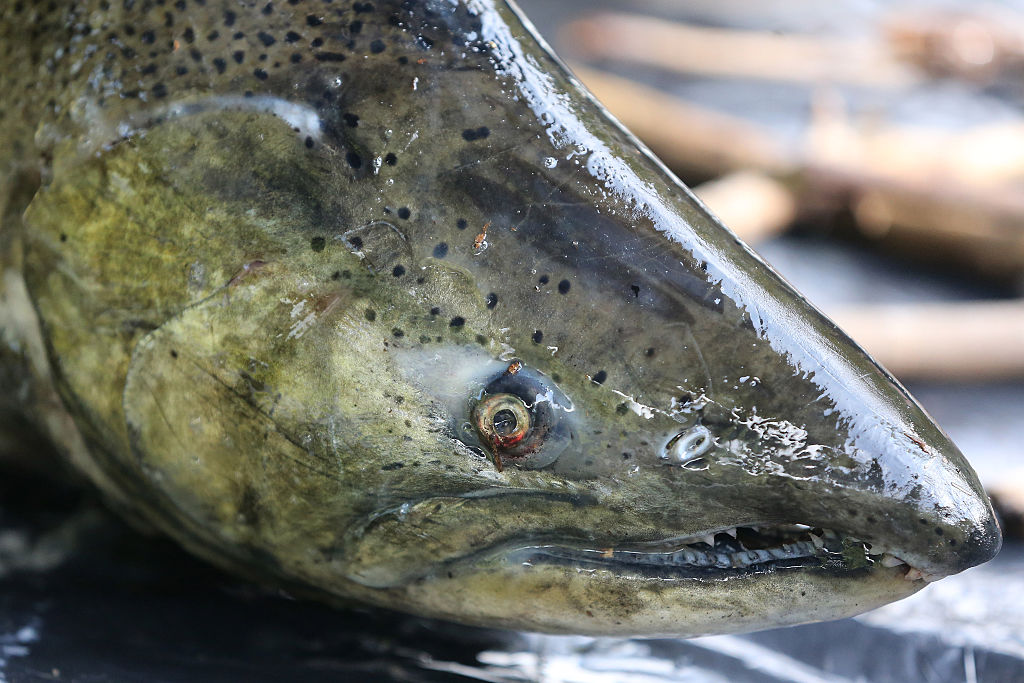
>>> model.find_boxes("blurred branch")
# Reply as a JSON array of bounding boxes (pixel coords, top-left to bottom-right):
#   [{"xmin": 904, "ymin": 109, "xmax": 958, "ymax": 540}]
[
  {"xmin": 693, "ymin": 172, "xmax": 797, "ymax": 245},
  {"xmin": 830, "ymin": 300, "xmax": 1024, "ymax": 381},
  {"xmin": 574, "ymin": 64, "xmax": 1024, "ymax": 278},
  {"xmin": 574, "ymin": 65, "xmax": 791, "ymax": 176},
  {"xmin": 563, "ymin": 13, "xmax": 921, "ymax": 88},
  {"xmin": 885, "ymin": 7, "xmax": 1024, "ymax": 82}
]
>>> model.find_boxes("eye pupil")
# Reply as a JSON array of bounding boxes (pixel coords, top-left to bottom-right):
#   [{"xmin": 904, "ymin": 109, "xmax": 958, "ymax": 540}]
[{"xmin": 492, "ymin": 409, "xmax": 518, "ymax": 437}]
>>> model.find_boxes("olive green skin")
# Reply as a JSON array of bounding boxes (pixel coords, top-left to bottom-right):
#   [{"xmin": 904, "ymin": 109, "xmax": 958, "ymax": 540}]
[{"xmin": 0, "ymin": 0, "xmax": 1000, "ymax": 635}]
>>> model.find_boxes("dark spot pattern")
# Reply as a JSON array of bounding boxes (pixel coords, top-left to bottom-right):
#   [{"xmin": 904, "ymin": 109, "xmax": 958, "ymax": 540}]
[
  {"xmin": 392, "ymin": 265, "xmax": 405, "ymax": 277},
  {"xmin": 485, "ymin": 293, "xmax": 497, "ymax": 309},
  {"xmin": 461, "ymin": 126, "xmax": 490, "ymax": 142},
  {"xmin": 449, "ymin": 317, "xmax": 465, "ymax": 328},
  {"xmin": 592, "ymin": 370, "xmax": 608, "ymax": 385},
  {"xmin": 432, "ymin": 243, "xmax": 448, "ymax": 258},
  {"xmin": 558, "ymin": 279, "xmax": 571, "ymax": 294},
  {"xmin": 310, "ymin": 236, "xmax": 326, "ymax": 252}
]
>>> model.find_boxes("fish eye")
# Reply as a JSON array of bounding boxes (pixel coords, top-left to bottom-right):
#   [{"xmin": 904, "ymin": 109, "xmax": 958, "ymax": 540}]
[
  {"xmin": 467, "ymin": 361, "xmax": 574, "ymax": 471},
  {"xmin": 474, "ymin": 393, "xmax": 531, "ymax": 448}
]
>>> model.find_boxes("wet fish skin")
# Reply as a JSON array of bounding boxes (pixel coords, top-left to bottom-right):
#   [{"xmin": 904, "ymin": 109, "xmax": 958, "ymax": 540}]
[{"xmin": 0, "ymin": 0, "xmax": 1000, "ymax": 636}]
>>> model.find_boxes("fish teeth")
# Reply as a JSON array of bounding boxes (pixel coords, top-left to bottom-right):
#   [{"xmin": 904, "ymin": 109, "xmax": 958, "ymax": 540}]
[
  {"xmin": 904, "ymin": 567, "xmax": 925, "ymax": 581},
  {"xmin": 698, "ymin": 534, "xmax": 716, "ymax": 546},
  {"xmin": 808, "ymin": 532, "xmax": 825, "ymax": 549},
  {"xmin": 722, "ymin": 527, "xmax": 737, "ymax": 538},
  {"xmin": 879, "ymin": 553, "xmax": 906, "ymax": 568}
]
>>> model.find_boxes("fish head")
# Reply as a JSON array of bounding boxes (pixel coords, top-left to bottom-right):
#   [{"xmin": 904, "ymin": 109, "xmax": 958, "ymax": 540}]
[{"xmin": 21, "ymin": 0, "xmax": 999, "ymax": 636}]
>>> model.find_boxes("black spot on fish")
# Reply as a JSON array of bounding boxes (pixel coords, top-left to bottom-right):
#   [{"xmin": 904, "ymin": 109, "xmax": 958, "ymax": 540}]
[
  {"xmin": 645, "ymin": 347, "xmax": 656, "ymax": 357},
  {"xmin": 207, "ymin": 30, "xmax": 220, "ymax": 41},
  {"xmin": 305, "ymin": 136, "xmax": 314, "ymax": 148},
  {"xmin": 532, "ymin": 330, "xmax": 543, "ymax": 343},
  {"xmin": 254, "ymin": 68, "xmax": 269, "ymax": 80},
  {"xmin": 616, "ymin": 403, "xmax": 629, "ymax": 415},
  {"xmin": 450, "ymin": 317, "xmax": 465, "ymax": 328},
  {"xmin": 392, "ymin": 328, "xmax": 405, "ymax": 338},
  {"xmin": 430, "ymin": 307, "xmax": 440, "ymax": 316},
  {"xmin": 462, "ymin": 126, "xmax": 490, "ymax": 142},
  {"xmin": 538, "ymin": 275, "xmax": 548, "ymax": 285},
  {"xmin": 224, "ymin": 10, "xmax": 236, "ymax": 26},
  {"xmin": 257, "ymin": 31, "xmax": 276, "ymax": 47},
  {"xmin": 354, "ymin": 2, "xmax": 374, "ymax": 12},
  {"xmin": 397, "ymin": 207, "xmax": 411, "ymax": 220},
  {"xmin": 310, "ymin": 236, "xmax": 326, "ymax": 252},
  {"xmin": 370, "ymin": 39, "xmax": 386, "ymax": 54},
  {"xmin": 349, "ymin": 236, "xmax": 363, "ymax": 249},
  {"xmin": 558, "ymin": 279, "xmax": 571, "ymax": 295},
  {"xmin": 290, "ymin": 52, "xmax": 303, "ymax": 63},
  {"xmin": 170, "ymin": 349, "xmax": 179, "ymax": 359},
  {"xmin": 592, "ymin": 370, "xmax": 607, "ymax": 384},
  {"xmin": 630, "ymin": 284, "xmax": 640, "ymax": 298},
  {"xmin": 433, "ymin": 243, "xmax": 448, "ymax": 258},
  {"xmin": 233, "ymin": 50, "xmax": 245, "ymax": 63},
  {"xmin": 381, "ymin": 462, "xmax": 404, "ymax": 471},
  {"xmin": 183, "ymin": 27, "xmax": 195, "ymax": 44},
  {"xmin": 384, "ymin": 152, "xmax": 397, "ymax": 166},
  {"xmin": 315, "ymin": 52, "xmax": 346, "ymax": 62},
  {"xmin": 392, "ymin": 265, "xmax": 405, "ymax": 277},
  {"xmin": 151, "ymin": 83, "xmax": 168, "ymax": 98},
  {"xmin": 307, "ymin": 14, "xmax": 323, "ymax": 27},
  {"xmin": 476, "ymin": 334, "xmax": 487, "ymax": 346},
  {"xmin": 346, "ymin": 151, "xmax": 362, "ymax": 168},
  {"xmin": 343, "ymin": 112, "xmax": 359, "ymax": 127},
  {"xmin": 485, "ymin": 293, "xmax": 498, "ymax": 309},
  {"xmin": 350, "ymin": 20, "xmax": 363, "ymax": 34},
  {"xmin": 141, "ymin": 30, "xmax": 155, "ymax": 44},
  {"xmin": 262, "ymin": 2, "xmax": 274, "ymax": 15},
  {"xmin": 365, "ymin": 309, "xmax": 376, "ymax": 322},
  {"xmin": 457, "ymin": 218, "xmax": 468, "ymax": 230},
  {"xmin": 212, "ymin": 57, "xmax": 227, "ymax": 73},
  {"xmin": 285, "ymin": 31, "xmax": 301, "ymax": 43}
]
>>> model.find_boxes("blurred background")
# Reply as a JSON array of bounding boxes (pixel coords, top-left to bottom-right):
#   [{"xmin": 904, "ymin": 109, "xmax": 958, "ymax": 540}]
[{"xmin": 2, "ymin": 1, "xmax": 1023, "ymax": 681}]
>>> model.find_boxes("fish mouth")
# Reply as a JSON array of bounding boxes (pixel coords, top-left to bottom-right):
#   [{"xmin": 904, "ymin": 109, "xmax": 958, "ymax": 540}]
[{"xmin": 501, "ymin": 523, "xmax": 940, "ymax": 582}]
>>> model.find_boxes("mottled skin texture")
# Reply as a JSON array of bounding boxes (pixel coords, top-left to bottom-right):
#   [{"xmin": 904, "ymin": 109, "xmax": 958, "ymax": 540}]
[{"xmin": 0, "ymin": 0, "xmax": 1001, "ymax": 635}]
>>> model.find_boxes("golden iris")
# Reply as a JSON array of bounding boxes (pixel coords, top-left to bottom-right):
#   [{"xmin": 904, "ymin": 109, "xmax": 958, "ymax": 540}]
[{"xmin": 473, "ymin": 393, "xmax": 531, "ymax": 448}]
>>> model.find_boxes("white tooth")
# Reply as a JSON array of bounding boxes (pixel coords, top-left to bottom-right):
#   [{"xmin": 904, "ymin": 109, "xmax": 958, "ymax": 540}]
[
  {"xmin": 809, "ymin": 534, "xmax": 825, "ymax": 549},
  {"xmin": 880, "ymin": 554, "xmax": 905, "ymax": 568},
  {"xmin": 905, "ymin": 568, "xmax": 925, "ymax": 581},
  {"xmin": 724, "ymin": 527, "xmax": 737, "ymax": 538},
  {"xmin": 700, "ymin": 534, "xmax": 716, "ymax": 546}
]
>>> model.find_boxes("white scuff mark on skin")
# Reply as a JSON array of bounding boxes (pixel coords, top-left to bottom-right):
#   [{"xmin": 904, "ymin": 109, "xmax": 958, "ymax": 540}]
[
  {"xmin": 286, "ymin": 299, "xmax": 317, "ymax": 340},
  {"xmin": 611, "ymin": 390, "xmax": 657, "ymax": 420}
]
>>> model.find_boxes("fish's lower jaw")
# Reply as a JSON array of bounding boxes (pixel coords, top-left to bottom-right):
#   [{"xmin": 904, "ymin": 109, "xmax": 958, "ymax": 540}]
[{"xmin": 390, "ymin": 553, "xmax": 926, "ymax": 637}]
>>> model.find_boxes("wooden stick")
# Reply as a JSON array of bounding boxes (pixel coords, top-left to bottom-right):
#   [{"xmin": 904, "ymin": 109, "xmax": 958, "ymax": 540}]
[
  {"xmin": 572, "ymin": 65, "xmax": 792, "ymax": 176},
  {"xmin": 572, "ymin": 65, "xmax": 1024, "ymax": 277},
  {"xmin": 829, "ymin": 300, "xmax": 1024, "ymax": 381},
  {"xmin": 563, "ymin": 13, "xmax": 921, "ymax": 88},
  {"xmin": 692, "ymin": 171, "xmax": 797, "ymax": 244}
]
